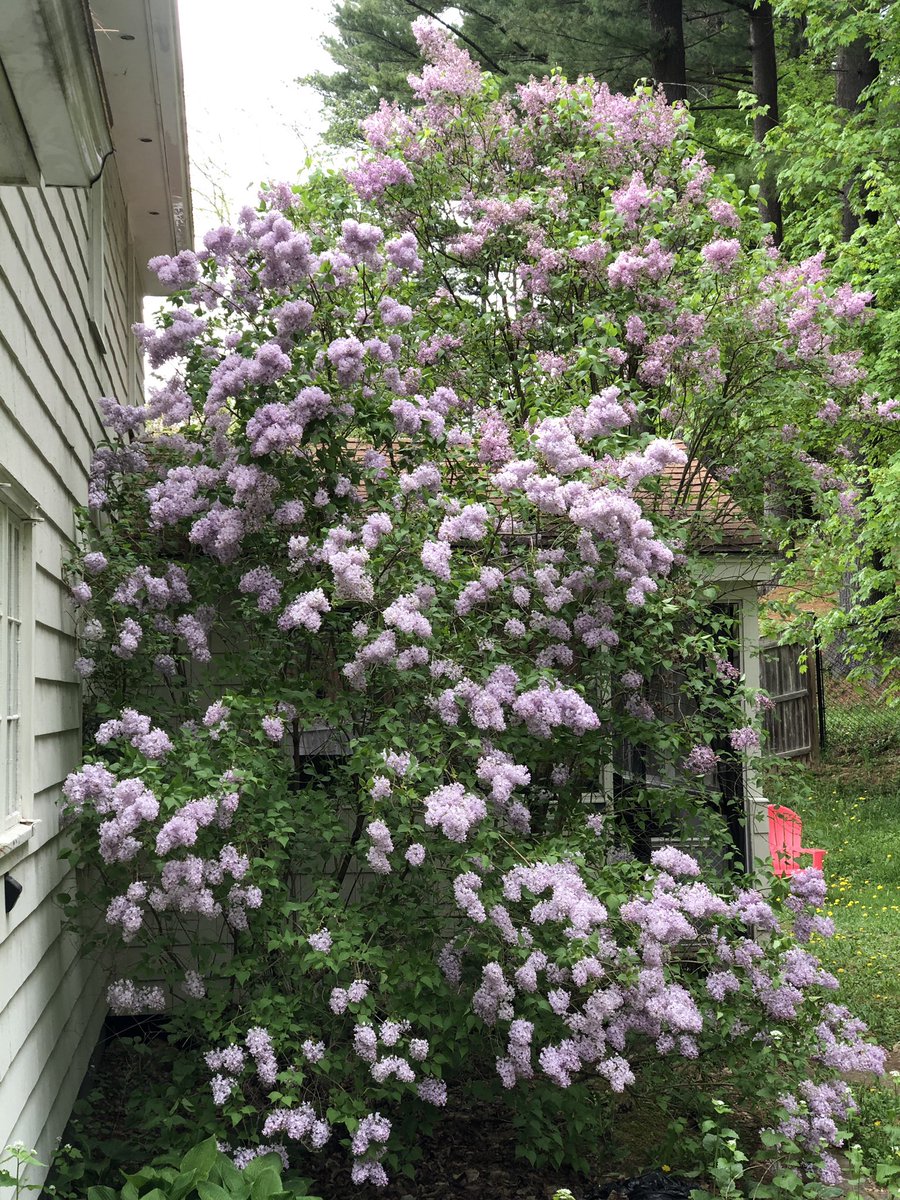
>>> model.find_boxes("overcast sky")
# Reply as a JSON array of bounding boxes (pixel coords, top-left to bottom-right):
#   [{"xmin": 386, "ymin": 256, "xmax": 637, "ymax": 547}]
[{"xmin": 177, "ymin": 0, "xmax": 340, "ymax": 235}]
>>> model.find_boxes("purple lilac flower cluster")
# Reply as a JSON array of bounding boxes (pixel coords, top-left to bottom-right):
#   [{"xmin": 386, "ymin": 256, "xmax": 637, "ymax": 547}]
[{"xmin": 438, "ymin": 854, "xmax": 870, "ymax": 1126}]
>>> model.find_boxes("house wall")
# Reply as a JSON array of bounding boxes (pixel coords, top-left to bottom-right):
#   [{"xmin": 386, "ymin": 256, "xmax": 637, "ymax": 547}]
[{"xmin": 0, "ymin": 161, "xmax": 141, "ymax": 1174}]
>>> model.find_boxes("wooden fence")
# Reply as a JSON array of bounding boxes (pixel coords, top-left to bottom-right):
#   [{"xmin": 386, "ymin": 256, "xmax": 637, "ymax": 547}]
[{"xmin": 759, "ymin": 641, "xmax": 822, "ymax": 760}]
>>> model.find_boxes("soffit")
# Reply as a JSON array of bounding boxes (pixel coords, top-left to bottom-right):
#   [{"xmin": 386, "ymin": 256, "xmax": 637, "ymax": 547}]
[{"xmin": 92, "ymin": 0, "xmax": 193, "ymax": 294}]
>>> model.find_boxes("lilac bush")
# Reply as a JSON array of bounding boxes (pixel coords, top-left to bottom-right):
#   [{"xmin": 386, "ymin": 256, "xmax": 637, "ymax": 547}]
[{"xmin": 63, "ymin": 20, "xmax": 885, "ymax": 1190}]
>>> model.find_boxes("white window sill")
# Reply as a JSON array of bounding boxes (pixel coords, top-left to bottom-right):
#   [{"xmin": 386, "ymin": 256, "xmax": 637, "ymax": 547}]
[{"xmin": 0, "ymin": 820, "xmax": 36, "ymax": 857}]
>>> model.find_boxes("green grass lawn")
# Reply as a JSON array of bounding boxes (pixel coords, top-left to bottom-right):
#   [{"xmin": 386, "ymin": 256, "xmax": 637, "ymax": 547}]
[
  {"xmin": 800, "ymin": 778, "xmax": 900, "ymax": 1047},
  {"xmin": 764, "ymin": 689, "xmax": 900, "ymax": 1178},
  {"xmin": 766, "ymin": 682, "xmax": 900, "ymax": 1048}
]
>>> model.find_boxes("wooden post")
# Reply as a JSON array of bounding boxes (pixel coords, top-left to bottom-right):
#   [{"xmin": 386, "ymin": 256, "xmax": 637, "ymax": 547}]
[{"xmin": 806, "ymin": 643, "xmax": 821, "ymax": 764}]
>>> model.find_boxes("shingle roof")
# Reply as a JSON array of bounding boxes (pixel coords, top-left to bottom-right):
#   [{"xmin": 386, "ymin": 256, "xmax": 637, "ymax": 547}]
[
  {"xmin": 346, "ymin": 437, "xmax": 762, "ymax": 553},
  {"xmin": 642, "ymin": 446, "xmax": 762, "ymax": 554},
  {"xmin": 760, "ymin": 583, "xmax": 835, "ymax": 627}
]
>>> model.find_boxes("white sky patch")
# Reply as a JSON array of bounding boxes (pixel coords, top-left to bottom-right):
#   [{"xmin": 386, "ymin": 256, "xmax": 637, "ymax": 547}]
[{"xmin": 177, "ymin": 0, "xmax": 340, "ymax": 235}]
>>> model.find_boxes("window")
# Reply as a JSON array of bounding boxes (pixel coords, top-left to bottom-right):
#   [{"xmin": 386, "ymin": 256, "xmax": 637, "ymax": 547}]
[{"xmin": 0, "ymin": 494, "xmax": 31, "ymax": 837}]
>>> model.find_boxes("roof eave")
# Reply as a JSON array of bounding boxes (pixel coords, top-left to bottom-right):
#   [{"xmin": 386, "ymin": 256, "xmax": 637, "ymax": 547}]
[{"xmin": 0, "ymin": 0, "xmax": 112, "ymax": 186}]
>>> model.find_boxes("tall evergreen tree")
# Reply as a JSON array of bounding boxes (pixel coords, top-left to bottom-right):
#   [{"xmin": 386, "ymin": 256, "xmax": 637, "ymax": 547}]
[{"xmin": 304, "ymin": 0, "xmax": 755, "ymax": 144}]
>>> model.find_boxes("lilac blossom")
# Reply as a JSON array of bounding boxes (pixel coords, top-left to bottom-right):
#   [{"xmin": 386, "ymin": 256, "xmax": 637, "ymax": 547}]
[
  {"xmin": 112, "ymin": 624, "xmax": 142, "ymax": 662},
  {"xmin": 424, "ymin": 783, "xmax": 487, "ymax": 842},
  {"xmin": 262, "ymin": 716, "xmax": 284, "ymax": 742},
  {"xmin": 650, "ymin": 847, "xmax": 701, "ymax": 878},
  {"xmin": 729, "ymin": 726, "xmax": 761, "ymax": 752},
  {"xmin": 246, "ymin": 1026, "xmax": 278, "ymax": 1086},
  {"xmin": 382, "ymin": 749, "xmax": 412, "ymax": 775},
  {"xmin": 701, "ymin": 238, "xmax": 741, "ymax": 272},
  {"xmin": 183, "ymin": 970, "xmax": 206, "ymax": 1000},
  {"xmin": 437, "ymin": 503, "xmax": 489, "ymax": 543},
  {"xmin": 351, "ymin": 1111, "xmax": 391, "ymax": 1158},
  {"xmin": 684, "ymin": 745, "xmax": 719, "ymax": 774},
  {"xmin": 82, "ymin": 551, "xmax": 108, "ymax": 575},
  {"xmin": 366, "ymin": 819, "xmax": 394, "ymax": 873},
  {"xmin": 278, "ymin": 589, "xmax": 331, "ymax": 633},
  {"xmin": 404, "ymin": 843, "xmax": 426, "ymax": 866},
  {"xmin": 512, "ymin": 682, "xmax": 600, "ymax": 737},
  {"xmin": 339, "ymin": 219, "xmax": 384, "ymax": 268},
  {"xmin": 107, "ymin": 979, "xmax": 165, "ymax": 1015},
  {"xmin": 308, "ymin": 929, "xmax": 332, "ymax": 953},
  {"xmin": 302, "ymin": 1040, "xmax": 325, "ymax": 1063},
  {"xmin": 476, "ymin": 750, "xmax": 530, "ymax": 805},
  {"xmin": 421, "ymin": 540, "xmax": 452, "ymax": 580}
]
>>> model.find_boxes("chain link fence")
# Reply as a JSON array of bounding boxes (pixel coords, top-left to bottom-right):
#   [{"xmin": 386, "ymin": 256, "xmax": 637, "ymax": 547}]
[{"xmin": 817, "ymin": 640, "xmax": 900, "ymax": 761}]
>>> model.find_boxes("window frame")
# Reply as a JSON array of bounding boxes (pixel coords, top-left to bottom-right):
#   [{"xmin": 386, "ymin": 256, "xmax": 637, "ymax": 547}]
[{"xmin": 0, "ymin": 480, "xmax": 36, "ymax": 850}]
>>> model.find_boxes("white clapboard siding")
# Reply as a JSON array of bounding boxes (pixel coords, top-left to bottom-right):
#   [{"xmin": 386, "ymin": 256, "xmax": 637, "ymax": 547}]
[{"xmin": 0, "ymin": 161, "xmax": 142, "ymax": 1173}]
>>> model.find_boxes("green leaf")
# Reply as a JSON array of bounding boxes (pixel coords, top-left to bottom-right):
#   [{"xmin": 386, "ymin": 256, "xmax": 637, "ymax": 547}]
[
  {"xmin": 209, "ymin": 1159, "xmax": 246, "ymax": 1194},
  {"xmin": 249, "ymin": 1168, "xmax": 282, "ymax": 1200},
  {"xmin": 241, "ymin": 1156, "xmax": 283, "ymax": 1185},
  {"xmin": 198, "ymin": 1182, "xmax": 236, "ymax": 1200},
  {"xmin": 124, "ymin": 1171, "xmax": 163, "ymax": 1189},
  {"xmin": 772, "ymin": 1170, "xmax": 800, "ymax": 1192},
  {"xmin": 167, "ymin": 1171, "xmax": 205, "ymax": 1200},
  {"xmin": 87, "ymin": 1189, "xmax": 119, "ymax": 1200},
  {"xmin": 180, "ymin": 1139, "xmax": 220, "ymax": 1179}
]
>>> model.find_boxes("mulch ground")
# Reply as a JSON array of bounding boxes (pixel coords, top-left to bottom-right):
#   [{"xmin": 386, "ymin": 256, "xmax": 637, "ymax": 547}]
[{"xmin": 310, "ymin": 1109, "xmax": 593, "ymax": 1200}]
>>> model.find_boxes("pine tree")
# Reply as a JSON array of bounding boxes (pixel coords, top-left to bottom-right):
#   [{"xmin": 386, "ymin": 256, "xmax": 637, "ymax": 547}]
[{"xmin": 305, "ymin": 0, "xmax": 758, "ymax": 144}]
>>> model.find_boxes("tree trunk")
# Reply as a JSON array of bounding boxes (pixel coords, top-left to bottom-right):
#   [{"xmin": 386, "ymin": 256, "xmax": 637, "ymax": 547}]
[
  {"xmin": 749, "ymin": 0, "xmax": 783, "ymax": 243},
  {"xmin": 648, "ymin": 0, "xmax": 687, "ymax": 104},
  {"xmin": 835, "ymin": 35, "xmax": 878, "ymax": 240},
  {"xmin": 786, "ymin": 14, "xmax": 806, "ymax": 59}
]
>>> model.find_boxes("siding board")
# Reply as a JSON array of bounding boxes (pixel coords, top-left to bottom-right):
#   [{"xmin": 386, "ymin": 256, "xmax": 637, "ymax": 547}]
[
  {"xmin": 0, "ymin": 155, "xmax": 143, "ymax": 1172},
  {"xmin": 0, "ymin": 835, "xmax": 72, "ymax": 940},
  {"xmin": 33, "ymin": 679, "xmax": 81, "ymax": 737},
  {"xmin": 0, "ymin": 226, "xmax": 101, "ymax": 459},
  {"xmin": 34, "ymin": 730, "xmax": 81, "ymax": 796},
  {"xmin": 35, "ymin": 621, "xmax": 79, "ymax": 683},
  {"xmin": 33, "ymin": 990, "xmax": 107, "ymax": 1160},
  {"xmin": 0, "ymin": 191, "xmax": 103, "ymax": 427},
  {"xmin": 0, "ymin": 415, "xmax": 82, "ymax": 543},
  {"xmin": 0, "ymin": 948, "xmax": 104, "ymax": 1166},
  {"xmin": 1, "ymin": 915, "xmax": 82, "ymax": 1071},
  {"xmin": 0, "ymin": 883, "xmax": 74, "ymax": 1014},
  {"xmin": 35, "ymin": 564, "xmax": 77, "ymax": 638}
]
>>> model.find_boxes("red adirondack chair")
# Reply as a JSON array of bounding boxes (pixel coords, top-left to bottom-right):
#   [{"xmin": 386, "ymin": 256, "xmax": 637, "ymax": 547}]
[{"xmin": 767, "ymin": 804, "xmax": 827, "ymax": 876}]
